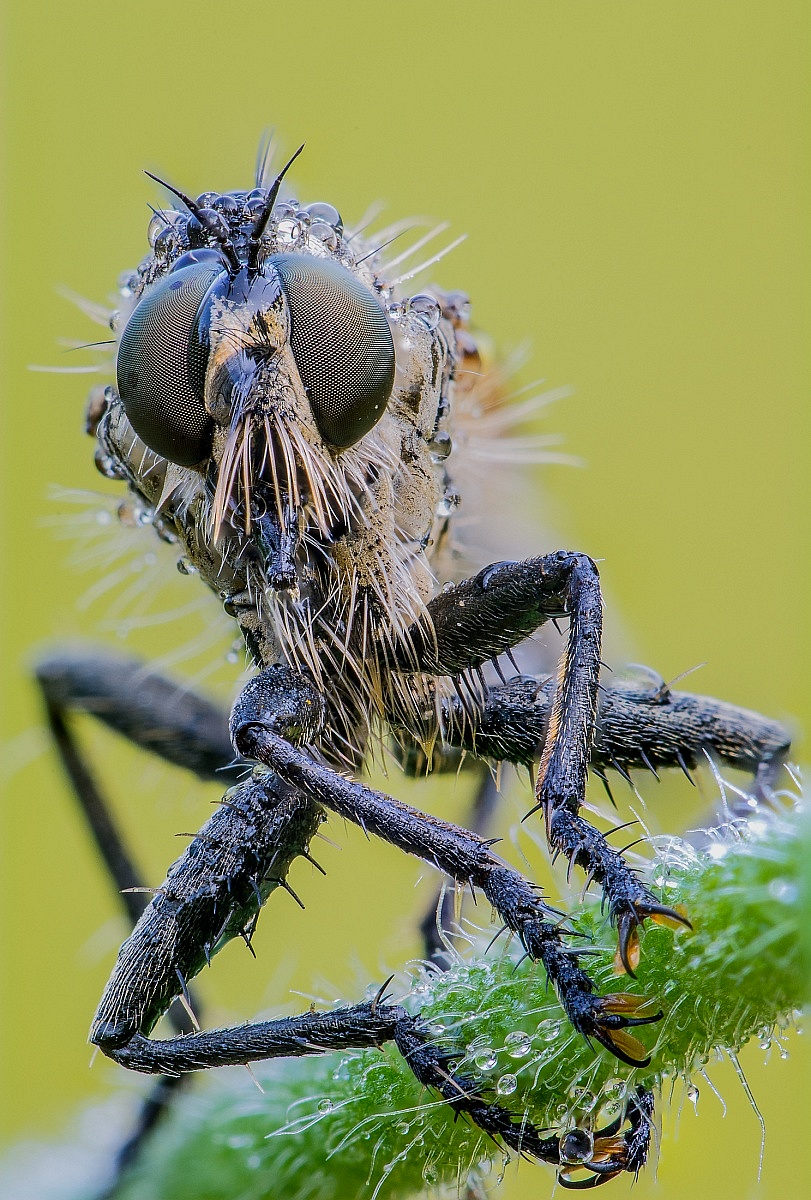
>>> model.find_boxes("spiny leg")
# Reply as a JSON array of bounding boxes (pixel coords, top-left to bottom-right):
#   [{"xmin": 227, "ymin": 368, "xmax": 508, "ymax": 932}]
[
  {"xmin": 35, "ymin": 650, "xmax": 233, "ymax": 1196},
  {"xmin": 437, "ymin": 668, "xmax": 790, "ymax": 962},
  {"xmin": 88, "ymin": 751, "xmax": 648, "ymax": 1187},
  {"xmin": 395, "ymin": 554, "xmax": 702, "ymax": 970},
  {"xmin": 228, "ymin": 666, "xmax": 660, "ymax": 1067}
]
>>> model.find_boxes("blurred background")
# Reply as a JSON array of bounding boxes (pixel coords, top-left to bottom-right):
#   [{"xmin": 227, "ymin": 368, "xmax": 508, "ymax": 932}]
[{"xmin": 2, "ymin": 2, "xmax": 808, "ymax": 1198}]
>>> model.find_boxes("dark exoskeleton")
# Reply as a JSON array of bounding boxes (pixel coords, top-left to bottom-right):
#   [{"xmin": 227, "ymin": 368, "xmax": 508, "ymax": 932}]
[{"xmin": 38, "ymin": 146, "xmax": 791, "ymax": 1194}]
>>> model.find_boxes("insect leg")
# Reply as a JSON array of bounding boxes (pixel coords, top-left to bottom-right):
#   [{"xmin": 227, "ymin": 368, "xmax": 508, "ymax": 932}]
[
  {"xmin": 441, "ymin": 673, "xmax": 791, "ymax": 803},
  {"xmin": 83, "ymin": 754, "xmax": 641, "ymax": 1180},
  {"xmin": 393, "ymin": 554, "xmax": 692, "ymax": 973},
  {"xmin": 228, "ymin": 666, "xmax": 662, "ymax": 1067},
  {"xmin": 35, "ymin": 649, "xmax": 234, "ymax": 1196}
]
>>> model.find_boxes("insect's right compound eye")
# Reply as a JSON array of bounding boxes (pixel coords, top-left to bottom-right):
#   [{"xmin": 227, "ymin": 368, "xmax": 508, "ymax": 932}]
[{"xmin": 116, "ymin": 262, "xmax": 225, "ymax": 466}]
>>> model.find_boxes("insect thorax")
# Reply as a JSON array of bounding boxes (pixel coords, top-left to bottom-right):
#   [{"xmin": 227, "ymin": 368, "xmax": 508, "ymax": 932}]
[{"xmin": 89, "ymin": 182, "xmax": 488, "ymax": 766}]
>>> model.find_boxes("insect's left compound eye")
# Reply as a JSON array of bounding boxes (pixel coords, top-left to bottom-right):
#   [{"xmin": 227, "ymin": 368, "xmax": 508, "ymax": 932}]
[
  {"xmin": 116, "ymin": 261, "xmax": 225, "ymax": 466},
  {"xmin": 269, "ymin": 254, "xmax": 395, "ymax": 448}
]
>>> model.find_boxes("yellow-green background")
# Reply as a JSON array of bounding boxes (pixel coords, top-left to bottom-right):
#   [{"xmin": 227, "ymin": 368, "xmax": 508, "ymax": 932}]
[{"xmin": 2, "ymin": 3, "xmax": 808, "ymax": 1198}]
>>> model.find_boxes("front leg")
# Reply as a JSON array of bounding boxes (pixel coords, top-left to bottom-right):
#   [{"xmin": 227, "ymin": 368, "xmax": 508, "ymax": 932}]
[
  {"xmin": 397, "ymin": 554, "xmax": 688, "ymax": 971},
  {"xmin": 230, "ymin": 666, "xmax": 661, "ymax": 1067}
]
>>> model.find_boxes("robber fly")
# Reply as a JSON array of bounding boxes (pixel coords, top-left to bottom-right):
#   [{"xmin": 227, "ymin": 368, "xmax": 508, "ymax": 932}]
[{"xmin": 37, "ymin": 142, "xmax": 791, "ymax": 1194}]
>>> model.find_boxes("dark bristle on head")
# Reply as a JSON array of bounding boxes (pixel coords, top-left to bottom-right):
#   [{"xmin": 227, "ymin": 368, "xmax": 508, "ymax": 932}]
[
  {"xmin": 144, "ymin": 170, "xmax": 241, "ymax": 275},
  {"xmin": 247, "ymin": 144, "xmax": 305, "ymax": 276}
]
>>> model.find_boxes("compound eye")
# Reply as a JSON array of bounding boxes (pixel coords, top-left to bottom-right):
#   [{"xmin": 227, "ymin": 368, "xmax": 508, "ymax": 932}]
[
  {"xmin": 269, "ymin": 254, "xmax": 395, "ymax": 448},
  {"xmin": 116, "ymin": 262, "xmax": 224, "ymax": 466}
]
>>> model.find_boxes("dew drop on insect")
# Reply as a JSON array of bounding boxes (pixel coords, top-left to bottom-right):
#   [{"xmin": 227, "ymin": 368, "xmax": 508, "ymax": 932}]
[
  {"xmin": 317, "ymin": 1098, "xmax": 334, "ymax": 1114},
  {"xmin": 436, "ymin": 488, "xmax": 460, "ymax": 518},
  {"xmin": 497, "ymin": 1073, "xmax": 518, "ymax": 1096},
  {"xmin": 687, "ymin": 1083, "xmax": 699, "ymax": 1112},
  {"xmin": 277, "ymin": 217, "xmax": 303, "ymax": 246},
  {"xmin": 427, "ymin": 430, "xmax": 452, "ymax": 463},
  {"xmin": 147, "ymin": 213, "xmax": 168, "ymax": 247},
  {"xmin": 94, "ymin": 450, "xmax": 126, "ymax": 480},
  {"xmin": 474, "ymin": 1049, "xmax": 497, "ymax": 1071},
  {"xmin": 176, "ymin": 557, "xmax": 195, "ymax": 575},
  {"xmin": 504, "ymin": 1031, "xmax": 531, "ymax": 1058},
  {"xmin": 409, "ymin": 294, "xmax": 442, "ymax": 331},
  {"xmin": 306, "ymin": 202, "xmax": 343, "ymax": 233},
  {"xmin": 386, "ymin": 300, "xmax": 407, "ymax": 321},
  {"xmin": 559, "ymin": 1129, "xmax": 594, "ymax": 1165},
  {"xmin": 109, "ymin": 309, "xmax": 121, "ymax": 332},
  {"xmin": 311, "ymin": 221, "xmax": 338, "ymax": 250}
]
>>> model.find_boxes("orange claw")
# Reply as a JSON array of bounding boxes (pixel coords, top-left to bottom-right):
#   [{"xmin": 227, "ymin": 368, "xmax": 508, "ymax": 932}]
[
  {"xmin": 600, "ymin": 991, "xmax": 659, "ymax": 1016},
  {"xmin": 616, "ymin": 899, "xmax": 692, "ymax": 976}
]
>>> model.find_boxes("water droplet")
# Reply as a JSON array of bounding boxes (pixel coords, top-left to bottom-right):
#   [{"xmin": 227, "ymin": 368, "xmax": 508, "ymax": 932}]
[
  {"xmin": 95, "ymin": 508, "xmax": 113, "ymax": 524},
  {"xmin": 409, "ymin": 293, "xmax": 441, "ymax": 331},
  {"xmin": 246, "ymin": 1154, "xmax": 261, "ymax": 1170},
  {"xmin": 436, "ymin": 488, "xmax": 460, "ymax": 518},
  {"xmin": 427, "ymin": 430, "xmax": 452, "ymax": 463},
  {"xmin": 504, "ymin": 1031, "xmax": 531, "ymax": 1058},
  {"xmin": 542, "ymin": 1020, "xmax": 563, "ymax": 1042},
  {"xmin": 317, "ymin": 1098, "xmax": 334, "ymax": 1113},
  {"xmin": 147, "ymin": 213, "xmax": 168, "ymax": 247},
  {"xmin": 394, "ymin": 1121, "xmax": 410, "ymax": 1135},
  {"xmin": 109, "ymin": 310, "xmax": 121, "ymax": 332},
  {"xmin": 497, "ymin": 1073, "xmax": 518, "ymax": 1095},
  {"xmin": 276, "ymin": 218, "xmax": 303, "ymax": 245},
  {"xmin": 780, "ymin": 1048, "xmax": 789, "ymax": 1059},
  {"xmin": 425, "ymin": 1022, "xmax": 445, "ymax": 1037},
  {"xmin": 227, "ymin": 1134, "xmax": 253, "ymax": 1149},
  {"xmin": 177, "ymin": 557, "xmax": 195, "ymax": 575},
  {"xmin": 311, "ymin": 221, "xmax": 338, "ymax": 249},
  {"xmin": 767, "ymin": 877, "xmax": 798, "ymax": 904},
  {"xmin": 603, "ymin": 1077, "xmax": 626, "ymax": 1100},
  {"xmin": 387, "ymin": 300, "xmax": 407, "ymax": 320},
  {"xmin": 708, "ymin": 843, "xmax": 728, "ymax": 860},
  {"xmin": 306, "ymin": 202, "xmax": 343, "ymax": 233},
  {"xmin": 422, "ymin": 1164, "xmax": 438, "ymax": 1185},
  {"xmin": 94, "ymin": 450, "xmax": 126, "ymax": 480},
  {"xmin": 474, "ymin": 1049, "xmax": 497, "ymax": 1071},
  {"xmin": 686, "ymin": 1082, "xmax": 699, "ymax": 1111},
  {"xmin": 559, "ymin": 1129, "xmax": 594, "ymax": 1164}
]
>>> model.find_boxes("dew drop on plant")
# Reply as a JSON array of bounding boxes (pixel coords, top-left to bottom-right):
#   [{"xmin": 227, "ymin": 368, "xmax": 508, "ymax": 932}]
[
  {"xmin": 227, "ymin": 1134, "xmax": 253, "ymax": 1149},
  {"xmin": 687, "ymin": 1083, "xmax": 699, "ymax": 1112},
  {"xmin": 422, "ymin": 1164, "xmax": 438, "ymax": 1185},
  {"xmin": 394, "ymin": 1121, "xmax": 410, "ymax": 1135},
  {"xmin": 603, "ymin": 1076, "xmax": 626, "ymax": 1100},
  {"xmin": 504, "ymin": 1031, "xmax": 531, "ymax": 1058},
  {"xmin": 497, "ymin": 1073, "xmax": 518, "ymax": 1095},
  {"xmin": 474, "ymin": 1049, "xmax": 497, "ymax": 1070},
  {"xmin": 317, "ymin": 1098, "xmax": 334, "ymax": 1114},
  {"xmin": 541, "ymin": 1019, "xmax": 563, "ymax": 1042},
  {"xmin": 767, "ymin": 877, "xmax": 798, "ymax": 904},
  {"xmin": 246, "ymin": 1155, "xmax": 261, "ymax": 1170}
]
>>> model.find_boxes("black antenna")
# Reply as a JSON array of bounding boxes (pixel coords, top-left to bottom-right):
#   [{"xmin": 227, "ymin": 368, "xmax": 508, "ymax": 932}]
[
  {"xmin": 144, "ymin": 171, "xmax": 241, "ymax": 275},
  {"xmin": 246, "ymin": 144, "xmax": 305, "ymax": 277}
]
